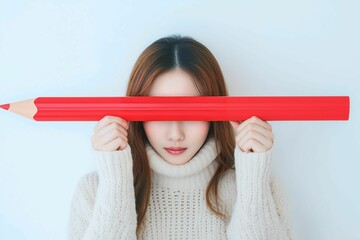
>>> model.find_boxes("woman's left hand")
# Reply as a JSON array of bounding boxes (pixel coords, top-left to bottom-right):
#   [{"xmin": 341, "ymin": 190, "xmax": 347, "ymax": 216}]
[{"xmin": 230, "ymin": 116, "xmax": 274, "ymax": 153}]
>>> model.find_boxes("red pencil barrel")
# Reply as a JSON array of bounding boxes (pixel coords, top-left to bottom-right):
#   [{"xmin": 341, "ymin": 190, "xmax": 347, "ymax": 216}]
[{"xmin": 32, "ymin": 96, "xmax": 350, "ymax": 121}]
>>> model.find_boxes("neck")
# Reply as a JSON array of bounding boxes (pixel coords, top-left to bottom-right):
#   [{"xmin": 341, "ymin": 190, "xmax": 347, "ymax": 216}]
[{"xmin": 146, "ymin": 137, "xmax": 219, "ymax": 191}]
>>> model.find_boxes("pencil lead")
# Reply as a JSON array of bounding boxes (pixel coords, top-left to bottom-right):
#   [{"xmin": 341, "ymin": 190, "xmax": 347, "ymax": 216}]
[{"xmin": 0, "ymin": 104, "xmax": 10, "ymax": 110}]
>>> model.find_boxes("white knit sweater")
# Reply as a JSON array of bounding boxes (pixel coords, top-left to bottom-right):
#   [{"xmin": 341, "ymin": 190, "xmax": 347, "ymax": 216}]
[{"xmin": 68, "ymin": 137, "xmax": 292, "ymax": 239}]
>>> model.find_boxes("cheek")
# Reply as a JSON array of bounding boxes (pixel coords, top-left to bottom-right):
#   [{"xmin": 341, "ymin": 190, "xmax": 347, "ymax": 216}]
[
  {"xmin": 143, "ymin": 122, "xmax": 162, "ymax": 139},
  {"xmin": 144, "ymin": 121, "xmax": 210, "ymax": 138},
  {"xmin": 186, "ymin": 122, "xmax": 210, "ymax": 136}
]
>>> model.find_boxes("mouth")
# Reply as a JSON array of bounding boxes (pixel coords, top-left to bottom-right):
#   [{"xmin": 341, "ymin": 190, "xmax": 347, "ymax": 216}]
[{"xmin": 164, "ymin": 147, "xmax": 187, "ymax": 155}]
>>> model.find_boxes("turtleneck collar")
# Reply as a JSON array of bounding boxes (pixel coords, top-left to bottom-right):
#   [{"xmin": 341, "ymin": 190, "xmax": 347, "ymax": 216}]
[{"xmin": 145, "ymin": 137, "xmax": 219, "ymax": 191}]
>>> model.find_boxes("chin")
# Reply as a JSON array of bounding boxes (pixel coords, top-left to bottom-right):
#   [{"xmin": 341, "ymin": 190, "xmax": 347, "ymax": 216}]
[{"xmin": 164, "ymin": 157, "xmax": 191, "ymax": 166}]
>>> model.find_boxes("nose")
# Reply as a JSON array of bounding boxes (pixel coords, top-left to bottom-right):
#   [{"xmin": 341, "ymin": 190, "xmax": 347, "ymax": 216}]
[{"xmin": 167, "ymin": 121, "xmax": 185, "ymax": 141}]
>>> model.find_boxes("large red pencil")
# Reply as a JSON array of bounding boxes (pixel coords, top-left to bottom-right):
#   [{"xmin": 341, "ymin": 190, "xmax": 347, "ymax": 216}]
[{"xmin": 0, "ymin": 96, "xmax": 350, "ymax": 121}]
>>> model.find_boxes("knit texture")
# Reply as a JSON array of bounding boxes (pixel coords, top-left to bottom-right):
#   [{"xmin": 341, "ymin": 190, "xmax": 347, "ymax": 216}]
[{"xmin": 68, "ymin": 137, "xmax": 292, "ymax": 239}]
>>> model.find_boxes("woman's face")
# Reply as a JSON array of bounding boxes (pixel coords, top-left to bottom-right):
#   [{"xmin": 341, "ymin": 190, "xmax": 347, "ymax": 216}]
[{"xmin": 143, "ymin": 68, "xmax": 211, "ymax": 165}]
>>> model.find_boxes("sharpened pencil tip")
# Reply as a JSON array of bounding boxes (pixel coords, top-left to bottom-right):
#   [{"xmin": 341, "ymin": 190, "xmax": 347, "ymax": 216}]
[{"xmin": 0, "ymin": 104, "xmax": 10, "ymax": 110}]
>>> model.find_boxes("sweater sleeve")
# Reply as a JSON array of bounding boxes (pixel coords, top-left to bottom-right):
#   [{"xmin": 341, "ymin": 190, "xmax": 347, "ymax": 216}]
[
  {"xmin": 226, "ymin": 147, "xmax": 289, "ymax": 240},
  {"xmin": 67, "ymin": 145, "xmax": 137, "ymax": 240}
]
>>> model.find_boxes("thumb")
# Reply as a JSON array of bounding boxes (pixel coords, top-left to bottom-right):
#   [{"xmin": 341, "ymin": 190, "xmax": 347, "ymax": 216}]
[{"xmin": 229, "ymin": 121, "xmax": 240, "ymax": 133}]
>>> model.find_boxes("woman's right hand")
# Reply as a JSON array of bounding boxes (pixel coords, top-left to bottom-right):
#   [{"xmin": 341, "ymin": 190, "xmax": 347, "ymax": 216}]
[{"xmin": 91, "ymin": 116, "xmax": 129, "ymax": 151}]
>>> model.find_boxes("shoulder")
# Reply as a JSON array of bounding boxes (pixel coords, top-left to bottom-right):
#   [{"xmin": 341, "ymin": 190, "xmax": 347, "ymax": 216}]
[
  {"xmin": 78, "ymin": 170, "xmax": 98, "ymax": 190},
  {"xmin": 69, "ymin": 171, "xmax": 100, "ymax": 221},
  {"xmin": 76, "ymin": 171, "xmax": 99, "ymax": 189},
  {"xmin": 71, "ymin": 171, "xmax": 99, "ymax": 207}
]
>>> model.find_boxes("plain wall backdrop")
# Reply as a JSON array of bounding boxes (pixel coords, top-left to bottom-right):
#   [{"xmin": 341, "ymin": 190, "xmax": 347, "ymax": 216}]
[{"xmin": 0, "ymin": 0, "xmax": 359, "ymax": 239}]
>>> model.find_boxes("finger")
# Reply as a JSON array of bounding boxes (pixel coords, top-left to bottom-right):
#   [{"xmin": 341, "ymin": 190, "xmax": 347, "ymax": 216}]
[
  {"xmin": 233, "ymin": 117, "xmax": 256, "ymax": 136},
  {"xmin": 238, "ymin": 130, "xmax": 273, "ymax": 152},
  {"xmin": 229, "ymin": 121, "xmax": 240, "ymax": 134},
  {"xmin": 248, "ymin": 116, "xmax": 272, "ymax": 131},
  {"xmin": 116, "ymin": 137, "xmax": 128, "ymax": 150},
  {"xmin": 242, "ymin": 138, "xmax": 267, "ymax": 152},
  {"xmin": 94, "ymin": 116, "xmax": 113, "ymax": 132},
  {"xmin": 236, "ymin": 123, "xmax": 274, "ymax": 144},
  {"xmin": 95, "ymin": 116, "xmax": 129, "ymax": 133},
  {"xmin": 98, "ymin": 128, "xmax": 128, "ymax": 147},
  {"xmin": 239, "ymin": 116, "xmax": 271, "ymax": 132},
  {"xmin": 238, "ymin": 132, "xmax": 272, "ymax": 151},
  {"xmin": 103, "ymin": 136, "xmax": 128, "ymax": 151},
  {"xmin": 98, "ymin": 122, "xmax": 128, "ymax": 139}
]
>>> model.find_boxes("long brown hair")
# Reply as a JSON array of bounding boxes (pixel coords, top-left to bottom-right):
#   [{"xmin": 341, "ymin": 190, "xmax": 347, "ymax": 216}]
[{"xmin": 125, "ymin": 35, "xmax": 235, "ymax": 235}]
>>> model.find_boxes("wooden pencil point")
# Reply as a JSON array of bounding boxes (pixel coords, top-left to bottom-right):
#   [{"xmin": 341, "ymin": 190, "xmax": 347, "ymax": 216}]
[{"xmin": 6, "ymin": 98, "xmax": 37, "ymax": 120}]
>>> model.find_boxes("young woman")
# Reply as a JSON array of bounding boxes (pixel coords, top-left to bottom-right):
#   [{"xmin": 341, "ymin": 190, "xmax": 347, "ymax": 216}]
[{"xmin": 68, "ymin": 35, "xmax": 292, "ymax": 239}]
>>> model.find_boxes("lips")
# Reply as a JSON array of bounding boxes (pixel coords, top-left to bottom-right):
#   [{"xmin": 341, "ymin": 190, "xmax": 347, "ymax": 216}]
[{"xmin": 164, "ymin": 147, "xmax": 187, "ymax": 155}]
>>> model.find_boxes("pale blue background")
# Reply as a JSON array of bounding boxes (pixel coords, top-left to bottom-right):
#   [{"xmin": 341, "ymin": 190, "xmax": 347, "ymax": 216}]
[{"xmin": 0, "ymin": 1, "xmax": 359, "ymax": 239}]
